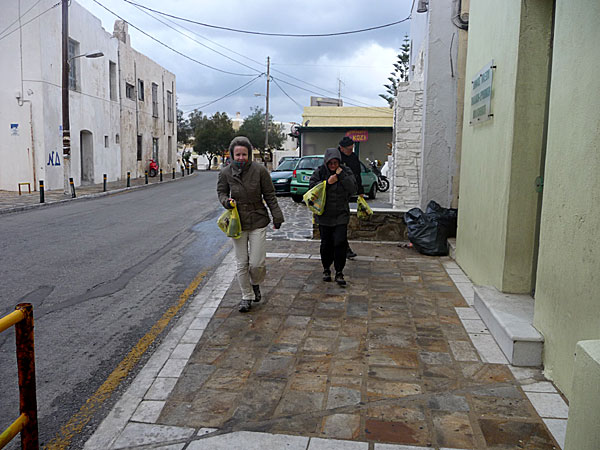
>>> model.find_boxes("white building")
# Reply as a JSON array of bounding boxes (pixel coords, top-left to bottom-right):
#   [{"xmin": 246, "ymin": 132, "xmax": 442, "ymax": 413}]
[
  {"xmin": 113, "ymin": 21, "xmax": 177, "ymax": 179},
  {"xmin": 0, "ymin": 0, "xmax": 121, "ymax": 191}
]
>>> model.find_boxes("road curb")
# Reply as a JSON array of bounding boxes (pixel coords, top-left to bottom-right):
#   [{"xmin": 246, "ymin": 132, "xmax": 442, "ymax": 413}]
[{"xmin": 0, "ymin": 172, "xmax": 198, "ymax": 217}]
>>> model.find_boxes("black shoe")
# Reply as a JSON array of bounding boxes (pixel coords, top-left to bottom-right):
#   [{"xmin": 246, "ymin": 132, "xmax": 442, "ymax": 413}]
[
  {"xmin": 323, "ymin": 269, "xmax": 332, "ymax": 282},
  {"xmin": 252, "ymin": 284, "xmax": 261, "ymax": 302},
  {"xmin": 239, "ymin": 298, "xmax": 251, "ymax": 312},
  {"xmin": 346, "ymin": 249, "xmax": 357, "ymax": 259},
  {"xmin": 335, "ymin": 272, "xmax": 346, "ymax": 286}
]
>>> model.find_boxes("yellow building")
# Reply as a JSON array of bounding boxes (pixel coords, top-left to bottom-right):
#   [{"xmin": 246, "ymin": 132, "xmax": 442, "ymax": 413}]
[{"xmin": 299, "ymin": 106, "xmax": 393, "ymax": 164}]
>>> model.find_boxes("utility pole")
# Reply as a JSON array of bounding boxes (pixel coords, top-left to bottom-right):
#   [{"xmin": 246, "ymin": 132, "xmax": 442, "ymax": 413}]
[
  {"xmin": 264, "ymin": 56, "xmax": 270, "ymax": 166},
  {"xmin": 62, "ymin": 0, "xmax": 71, "ymax": 194}
]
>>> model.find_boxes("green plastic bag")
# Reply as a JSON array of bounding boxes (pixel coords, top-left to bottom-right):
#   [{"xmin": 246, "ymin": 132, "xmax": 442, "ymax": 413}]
[
  {"xmin": 217, "ymin": 204, "xmax": 242, "ymax": 239},
  {"xmin": 303, "ymin": 180, "xmax": 327, "ymax": 215},
  {"xmin": 357, "ymin": 196, "xmax": 373, "ymax": 220}
]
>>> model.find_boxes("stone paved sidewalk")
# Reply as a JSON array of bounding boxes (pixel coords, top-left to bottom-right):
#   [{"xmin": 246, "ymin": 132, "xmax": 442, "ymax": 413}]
[{"xmin": 86, "ymin": 238, "xmax": 564, "ymax": 450}]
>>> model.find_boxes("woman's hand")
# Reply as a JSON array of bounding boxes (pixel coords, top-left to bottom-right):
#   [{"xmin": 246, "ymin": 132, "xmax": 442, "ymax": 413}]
[
  {"xmin": 327, "ymin": 174, "xmax": 338, "ymax": 184},
  {"xmin": 228, "ymin": 198, "xmax": 236, "ymax": 208}
]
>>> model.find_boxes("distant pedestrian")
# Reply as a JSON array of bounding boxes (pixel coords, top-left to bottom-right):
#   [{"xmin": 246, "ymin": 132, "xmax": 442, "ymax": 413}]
[
  {"xmin": 217, "ymin": 136, "xmax": 284, "ymax": 312},
  {"xmin": 338, "ymin": 136, "xmax": 363, "ymax": 259},
  {"xmin": 308, "ymin": 148, "xmax": 357, "ymax": 286}
]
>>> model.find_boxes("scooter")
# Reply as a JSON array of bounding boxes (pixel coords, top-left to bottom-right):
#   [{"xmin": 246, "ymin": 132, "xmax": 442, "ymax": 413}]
[
  {"xmin": 148, "ymin": 159, "xmax": 158, "ymax": 177},
  {"xmin": 367, "ymin": 159, "xmax": 390, "ymax": 192}
]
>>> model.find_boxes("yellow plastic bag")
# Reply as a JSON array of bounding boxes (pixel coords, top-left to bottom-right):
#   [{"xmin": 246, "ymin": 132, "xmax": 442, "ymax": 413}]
[
  {"xmin": 303, "ymin": 180, "xmax": 327, "ymax": 215},
  {"xmin": 357, "ymin": 196, "xmax": 373, "ymax": 220},
  {"xmin": 217, "ymin": 203, "xmax": 242, "ymax": 239}
]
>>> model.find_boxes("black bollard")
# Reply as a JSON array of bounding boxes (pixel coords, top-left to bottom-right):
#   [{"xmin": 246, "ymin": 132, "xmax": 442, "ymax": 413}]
[
  {"xmin": 103, "ymin": 174, "xmax": 107, "ymax": 192},
  {"xmin": 181, "ymin": 167, "xmax": 185, "ymax": 177},
  {"xmin": 145, "ymin": 170, "xmax": 148, "ymax": 184},
  {"xmin": 127, "ymin": 171, "xmax": 131, "ymax": 187},
  {"xmin": 191, "ymin": 165, "xmax": 194, "ymax": 174},
  {"xmin": 69, "ymin": 177, "xmax": 76, "ymax": 198},
  {"xmin": 186, "ymin": 164, "xmax": 190, "ymax": 175},
  {"xmin": 159, "ymin": 169, "xmax": 163, "ymax": 182},
  {"xmin": 172, "ymin": 168, "xmax": 175, "ymax": 180},
  {"xmin": 39, "ymin": 180, "xmax": 45, "ymax": 203}
]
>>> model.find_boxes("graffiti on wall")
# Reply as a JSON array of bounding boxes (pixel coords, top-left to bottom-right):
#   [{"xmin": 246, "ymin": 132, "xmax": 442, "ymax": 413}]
[{"xmin": 47, "ymin": 151, "xmax": 61, "ymax": 166}]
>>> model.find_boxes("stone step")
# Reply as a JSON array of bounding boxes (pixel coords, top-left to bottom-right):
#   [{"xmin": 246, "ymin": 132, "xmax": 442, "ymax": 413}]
[
  {"xmin": 447, "ymin": 237, "xmax": 456, "ymax": 259},
  {"xmin": 473, "ymin": 285, "xmax": 544, "ymax": 367}
]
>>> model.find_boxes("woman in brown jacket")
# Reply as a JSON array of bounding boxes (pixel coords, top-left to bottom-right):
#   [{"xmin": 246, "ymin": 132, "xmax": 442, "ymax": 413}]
[{"xmin": 217, "ymin": 137, "xmax": 284, "ymax": 312}]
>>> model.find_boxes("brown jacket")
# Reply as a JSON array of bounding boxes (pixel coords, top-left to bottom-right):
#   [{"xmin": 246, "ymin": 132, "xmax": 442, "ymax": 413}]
[{"xmin": 217, "ymin": 161, "xmax": 284, "ymax": 231}]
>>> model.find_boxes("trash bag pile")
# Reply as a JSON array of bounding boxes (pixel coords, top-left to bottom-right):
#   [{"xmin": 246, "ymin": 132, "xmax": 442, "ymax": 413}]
[
  {"xmin": 404, "ymin": 200, "xmax": 458, "ymax": 256},
  {"xmin": 356, "ymin": 196, "xmax": 373, "ymax": 220},
  {"xmin": 303, "ymin": 181, "xmax": 327, "ymax": 215},
  {"xmin": 217, "ymin": 203, "xmax": 242, "ymax": 239}
]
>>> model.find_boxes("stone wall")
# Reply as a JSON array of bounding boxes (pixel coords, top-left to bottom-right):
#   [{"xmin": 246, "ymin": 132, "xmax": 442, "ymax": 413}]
[
  {"xmin": 313, "ymin": 209, "xmax": 407, "ymax": 242},
  {"xmin": 391, "ymin": 80, "xmax": 424, "ymax": 210}
]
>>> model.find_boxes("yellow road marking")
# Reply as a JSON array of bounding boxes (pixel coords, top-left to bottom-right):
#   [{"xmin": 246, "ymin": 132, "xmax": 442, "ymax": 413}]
[{"xmin": 45, "ymin": 269, "xmax": 207, "ymax": 450}]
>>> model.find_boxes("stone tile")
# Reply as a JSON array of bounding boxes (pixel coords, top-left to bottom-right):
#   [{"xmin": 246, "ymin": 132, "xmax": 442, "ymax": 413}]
[
  {"xmin": 525, "ymin": 392, "xmax": 569, "ymax": 418},
  {"xmin": 304, "ymin": 337, "xmax": 336, "ymax": 353},
  {"xmin": 471, "ymin": 385, "xmax": 523, "ymax": 398},
  {"xmin": 255, "ymin": 355, "xmax": 295, "ymax": 378},
  {"xmin": 321, "ymin": 414, "xmax": 361, "ymax": 440},
  {"xmin": 460, "ymin": 319, "xmax": 489, "ymax": 334},
  {"xmin": 454, "ymin": 307, "xmax": 480, "ymax": 320},
  {"xmin": 196, "ymin": 428, "xmax": 218, "ymax": 436},
  {"xmin": 275, "ymin": 391, "xmax": 324, "ymax": 416},
  {"xmin": 308, "ymin": 437, "xmax": 368, "ymax": 449},
  {"xmin": 416, "ymin": 337, "xmax": 449, "ymax": 352},
  {"xmin": 158, "ymin": 359, "xmax": 188, "ymax": 378},
  {"xmin": 271, "ymin": 414, "xmax": 322, "ymax": 435},
  {"xmin": 367, "ymin": 380, "xmax": 421, "ymax": 399},
  {"xmin": 470, "ymin": 395, "xmax": 534, "ymax": 419},
  {"xmin": 168, "ymin": 363, "xmax": 216, "ymax": 401},
  {"xmin": 145, "ymin": 377, "xmax": 178, "ymax": 401},
  {"xmin": 418, "ymin": 351, "xmax": 453, "ymax": 365},
  {"xmin": 326, "ymin": 386, "xmax": 361, "ymax": 409},
  {"xmin": 202, "ymin": 368, "xmax": 250, "ymax": 391},
  {"xmin": 509, "ymin": 365, "xmax": 545, "ymax": 383},
  {"xmin": 130, "ymin": 400, "xmax": 166, "ymax": 423},
  {"xmin": 469, "ymin": 333, "xmax": 509, "ymax": 364},
  {"xmin": 431, "ymin": 412, "xmax": 475, "ymax": 449},
  {"xmin": 373, "ymin": 445, "xmax": 432, "ymax": 450},
  {"xmin": 461, "ymin": 363, "xmax": 514, "ymax": 385},
  {"xmin": 331, "ymin": 360, "xmax": 367, "ymax": 377},
  {"xmin": 190, "ymin": 317, "xmax": 211, "ymax": 330},
  {"xmin": 522, "ymin": 381, "xmax": 557, "ymax": 393},
  {"xmin": 160, "ymin": 390, "xmax": 238, "ymax": 428},
  {"xmin": 180, "ymin": 328, "xmax": 205, "ymax": 344},
  {"xmin": 171, "ymin": 343, "xmax": 196, "ymax": 360},
  {"xmin": 275, "ymin": 327, "xmax": 307, "ymax": 344},
  {"xmin": 367, "ymin": 405, "xmax": 425, "ymax": 422},
  {"xmin": 186, "ymin": 430, "xmax": 309, "ymax": 449},
  {"xmin": 112, "ymin": 423, "xmax": 195, "ymax": 449},
  {"xmin": 296, "ymin": 356, "xmax": 331, "ymax": 374},
  {"xmin": 367, "ymin": 366, "xmax": 418, "ymax": 381},
  {"xmin": 448, "ymin": 340, "xmax": 479, "ymax": 362},
  {"xmin": 366, "ymin": 349, "xmax": 419, "ymax": 368},
  {"xmin": 365, "ymin": 419, "xmax": 431, "ymax": 446},
  {"xmin": 230, "ymin": 378, "xmax": 287, "ymax": 422},
  {"xmin": 290, "ymin": 372, "xmax": 328, "ymax": 392},
  {"xmin": 543, "ymin": 418, "xmax": 567, "ymax": 449},
  {"xmin": 329, "ymin": 376, "xmax": 363, "ymax": 389},
  {"xmin": 478, "ymin": 418, "xmax": 558, "ymax": 448},
  {"xmin": 427, "ymin": 394, "xmax": 469, "ymax": 412}
]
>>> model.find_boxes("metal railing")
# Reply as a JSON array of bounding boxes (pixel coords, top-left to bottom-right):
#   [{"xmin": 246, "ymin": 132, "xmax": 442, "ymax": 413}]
[{"xmin": 0, "ymin": 304, "xmax": 39, "ymax": 449}]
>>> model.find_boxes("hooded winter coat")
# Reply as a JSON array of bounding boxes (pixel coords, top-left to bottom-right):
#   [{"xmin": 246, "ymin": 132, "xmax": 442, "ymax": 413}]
[
  {"xmin": 308, "ymin": 148, "xmax": 357, "ymax": 227},
  {"xmin": 217, "ymin": 144, "xmax": 284, "ymax": 231}
]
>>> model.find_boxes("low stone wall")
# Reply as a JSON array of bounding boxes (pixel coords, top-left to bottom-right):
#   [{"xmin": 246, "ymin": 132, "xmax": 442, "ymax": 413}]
[{"xmin": 312, "ymin": 208, "xmax": 407, "ymax": 241}]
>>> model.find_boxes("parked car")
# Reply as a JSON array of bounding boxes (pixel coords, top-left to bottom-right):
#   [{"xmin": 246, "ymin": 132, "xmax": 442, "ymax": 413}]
[
  {"xmin": 270, "ymin": 157, "xmax": 299, "ymax": 195},
  {"xmin": 289, "ymin": 155, "xmax": 378, "ymax": 202}
]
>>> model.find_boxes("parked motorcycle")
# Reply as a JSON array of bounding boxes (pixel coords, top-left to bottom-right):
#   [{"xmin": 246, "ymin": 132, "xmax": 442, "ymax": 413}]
[
  {"xmin": 148, "ymin": 159, "xmax": 159, "ymax": 177},
  {"xmin": 367, "ymin": 159, "xmax": 389, "ymax": 192}
]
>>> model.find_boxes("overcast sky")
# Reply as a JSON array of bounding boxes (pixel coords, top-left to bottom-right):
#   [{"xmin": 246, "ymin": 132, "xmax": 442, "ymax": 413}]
[{"xmin": 78, "ymin": 0, "xmax": 413, "ymax": 124}]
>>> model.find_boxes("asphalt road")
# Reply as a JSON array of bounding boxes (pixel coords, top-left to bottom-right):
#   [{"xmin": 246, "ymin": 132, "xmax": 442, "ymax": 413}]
[{"xmin": 0, "ymin": 172, "xmax": 228, "ymax": 448}]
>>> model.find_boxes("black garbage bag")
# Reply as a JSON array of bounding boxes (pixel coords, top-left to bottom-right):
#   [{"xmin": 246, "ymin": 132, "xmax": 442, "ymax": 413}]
[
  {"xmin": 404, "ymin": 207, "xmax": 449, "ymax": 256},
  {"xmin": 426, "ymin": 200, "xmax": 458, "ymax": 238}
]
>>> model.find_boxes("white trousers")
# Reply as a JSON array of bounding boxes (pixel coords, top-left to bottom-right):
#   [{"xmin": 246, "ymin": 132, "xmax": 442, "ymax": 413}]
[{"xmin": 231, "ymin": 226, "xmax": 267, "ymax": 300}]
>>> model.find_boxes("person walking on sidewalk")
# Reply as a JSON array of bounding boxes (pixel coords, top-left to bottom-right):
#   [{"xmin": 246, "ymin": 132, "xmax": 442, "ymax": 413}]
[
  {"xmin": 338, "ymin": 136, "xmax": 363, "ymax": 259},
  {"xmin": 217, "ymin": 136, "xmax": 284, "ymax": 312},
  {"xmin": 309, "ymin": 148, "xmax": 357, "ymax": 286}
]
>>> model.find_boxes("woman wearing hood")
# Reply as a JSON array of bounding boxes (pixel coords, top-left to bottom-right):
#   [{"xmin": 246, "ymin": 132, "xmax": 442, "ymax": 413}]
[
  {"xmin": 217, "ymin": 136, "xmax": 285, "ymax": 312},
  {"xmin": 308, "ymin": 148, "xmax": 357, "ymax": 285}
]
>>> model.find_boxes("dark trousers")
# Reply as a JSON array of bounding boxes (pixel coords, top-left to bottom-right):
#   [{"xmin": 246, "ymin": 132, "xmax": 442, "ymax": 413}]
[{"xmin": 319, "ymin": 224, "xmax": 347, "ymax": 273}]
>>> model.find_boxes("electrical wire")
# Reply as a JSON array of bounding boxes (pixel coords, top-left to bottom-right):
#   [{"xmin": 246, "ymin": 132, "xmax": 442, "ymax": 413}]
[
  {"xmin": 0, "ymin": 1, "xmax": 61, "ymax": 43},
  {"xmin": 128, "ymin": 2, "xmax": 263, "ymax": 74},
  {"xmin": 182, "ymin": 74, "xmax": 263, "ymax": 114},
  {"xmin": 123, "ymin": 0, "xmax": 410, "ymax": 38},
  {"xmin": 0, "ymin": 0, "xmax": 46, "ymax": 37},
  {"xmin": 271, "ymin": 78, "xmax": 304, "ymax": 111},
  {"xmin": 91, "ymin": 0, "xmax": 257, "ymax": 76}
]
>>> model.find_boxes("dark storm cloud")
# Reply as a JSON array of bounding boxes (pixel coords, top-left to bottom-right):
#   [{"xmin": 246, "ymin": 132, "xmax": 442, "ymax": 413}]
[{"xmin": 79, "ymin": 0, "xmax": 412, "ymax": 122}]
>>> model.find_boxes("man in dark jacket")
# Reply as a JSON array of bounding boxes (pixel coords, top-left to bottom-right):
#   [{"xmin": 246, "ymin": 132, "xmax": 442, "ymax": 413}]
[
  {"xmin": 308, "ymin": 148, "xmax": 357, "ymax": 285},
  {"xmin": 338, "ymin": 136, "xmax": 363, "ymax": 259}
]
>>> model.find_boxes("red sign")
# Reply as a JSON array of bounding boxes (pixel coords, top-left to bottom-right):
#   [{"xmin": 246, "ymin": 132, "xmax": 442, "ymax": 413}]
[{"xmin": 345, "ymin": 130, "xmax": 368, "ymax": 142}]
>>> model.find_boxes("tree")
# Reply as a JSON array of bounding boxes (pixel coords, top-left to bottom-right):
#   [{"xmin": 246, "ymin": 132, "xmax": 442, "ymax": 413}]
[
  {"xmin": 192, "ymin": 111, "xmax": 235, "ymax": 169},
  {"xmin": 177, "ymin": 108, "xmax": 192, "ymax": 144},
  {"xmin": 238, "ymin": 107, "xmax": 285, "ymax": 162},
  {"xmin": 380, "ymin": 35, "xmax": 411, "ymax": 108}
]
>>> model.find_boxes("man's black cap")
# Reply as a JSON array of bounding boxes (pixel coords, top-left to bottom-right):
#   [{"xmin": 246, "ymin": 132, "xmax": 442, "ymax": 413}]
[{"xmin": 339, "ymin": 136, "xmax": 355, "ymax": 147}]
